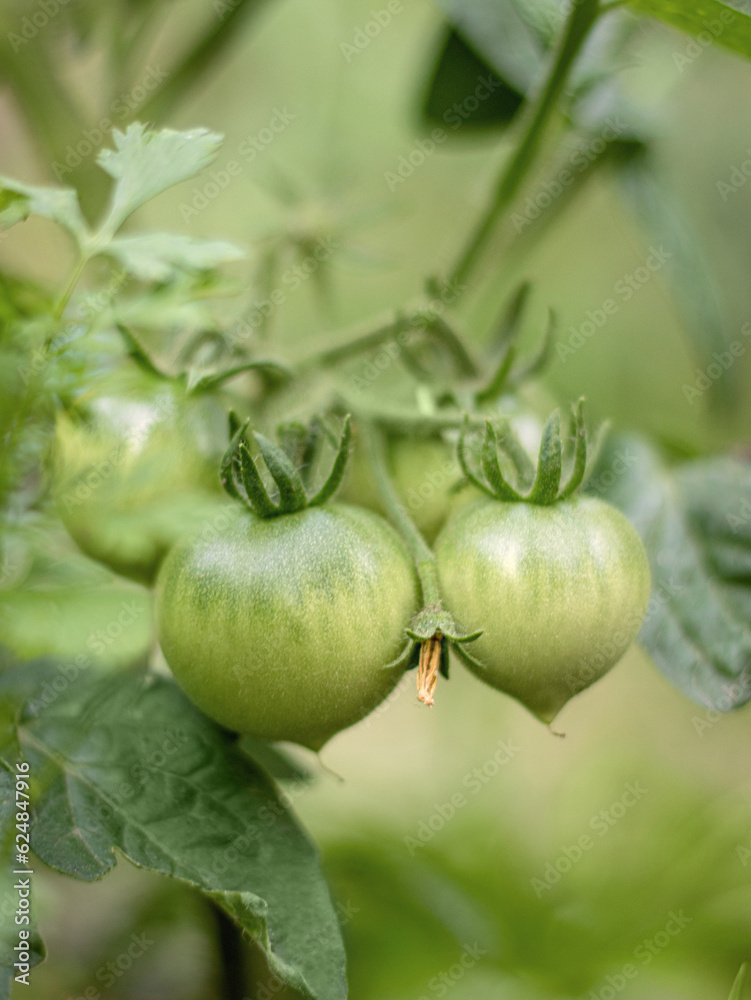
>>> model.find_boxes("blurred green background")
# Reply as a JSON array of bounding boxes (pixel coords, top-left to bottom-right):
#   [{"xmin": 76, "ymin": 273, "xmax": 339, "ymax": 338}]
[{"xmin": 1, "ymin": 0, "xmax": 751, "ymax": 997}]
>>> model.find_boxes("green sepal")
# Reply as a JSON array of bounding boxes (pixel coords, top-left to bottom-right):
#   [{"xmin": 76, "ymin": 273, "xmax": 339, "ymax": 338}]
[
  {"xmin": 220, "ymin": 414, "xmax": 352, "ymax": 518},
  {"xmin": 475, "ymin": 343, "xmax": 517, "ymax": 404},
  {"xmin": 458, "ymin": 418, "xmax": 503, "ymax": 500},
  {"xmin": 254, "ymin": 432, "xmax": 308, "ymax": 511},
  {"xmin": 308, "ymin": 416, "xmax": 351, "ymax": 508},
  {"xmin": 497, "ymin": 423, "xmax": 537, "ymax": 490},
  {"xmin": 238, "ymin": 438, "xmax": 280, "ymax": 517},
  {"xmin": 559, "ymin": 397, "xmax": 587, "ymax": 499},
  {"xmin": 220, "ymin": 413, "xmax": 249, "ymax": 501},
  {"xmin": 451, "ymin": 638, "xmax": 488, "ymax": 672},
  {"xmin": 527, "ymin": 410, "xmax": 563, "ymax": 504},
  {"xmin": 382, "ymin": 637, "xmax": 420, "ymax": 672},
  {"xmin": 481, "ymin": 421, "xmax": 525, "ymax": 502},
  {"xmin": 439, "ymin": 640, "xmax": 451, "ymax": 681},
  {"xmin": 406, "ymin": 602, "xmax": 482, "ymax": 645},
  {"xmin": 407, "ymin": 642, "xmax": 421, "ymax": 672},
  {"xmin": 457, "ymin": 399, "xmax": 597, "ymax": 505}
]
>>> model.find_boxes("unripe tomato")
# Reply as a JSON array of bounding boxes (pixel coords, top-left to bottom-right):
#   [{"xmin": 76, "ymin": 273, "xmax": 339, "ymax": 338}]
[
  {"xmin": 155, "ymin": 504, "xmax": 419, "ymax": 750},
  {"xmin": 435, "ymin": 496, "xmax": 650, "ymax": 722},
  {"xmin": 53, "ymin": 367, "xmax": 228, "ymax": 584}
]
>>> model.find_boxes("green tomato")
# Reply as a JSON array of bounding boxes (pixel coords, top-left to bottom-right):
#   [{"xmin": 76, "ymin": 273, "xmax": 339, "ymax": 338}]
[
  {"xmin": 435, "ymin": 496, "xmax": 651, "ymax": 722},
  {"xmin": 155, "ymin": 504, "xmax": 419, "ymax": 750},
  {"xmin": 53, "ymin": 367, "xmax": 228, "ymax": 584}
]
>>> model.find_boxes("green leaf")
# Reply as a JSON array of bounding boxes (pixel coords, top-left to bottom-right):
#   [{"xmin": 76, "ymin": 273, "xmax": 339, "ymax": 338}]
[
  {"xmin": 0, "ymin": 178, "xmax": 89, "ymax": 245},
  {"xmin": 105, "ymin": 233, "xmax": 246, "ymax": 282},
  {"xmin": 421, "ymin": 28, "xmax": 525, "ymax": 130},
  {"xmin": 0, "ymin": 664, "xmax": 347, "ymax": 1000},
  {"xmin": 615, "ymin": 151, "xmax": 733, "ymax": 401},
  {"xmin": 430, "ymin": 0, "xmax": 544, "ymax": 100},
  {"xmin": 590, "ymin": 436, "xmax": 751, "ymax": 711},
  {"xmin": 628, "ymin": 0, "xmax": 751, "ymax": 61},
  {"xmin": 0, "ymin": 535, "xmax": 154, "ymax": 667},
  {"xmin": 730, "ymin": 964, "xmax": 749, "ymax": 1000},
  {"xmin": 97, "ymin": 124, "xmax": 224, "ymax": 233}
]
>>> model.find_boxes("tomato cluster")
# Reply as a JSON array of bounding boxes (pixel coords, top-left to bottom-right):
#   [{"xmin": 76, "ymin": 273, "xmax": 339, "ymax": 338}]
[{"xmin": 54, "ymin": 367, "xmax": 650, "ymax": 748}]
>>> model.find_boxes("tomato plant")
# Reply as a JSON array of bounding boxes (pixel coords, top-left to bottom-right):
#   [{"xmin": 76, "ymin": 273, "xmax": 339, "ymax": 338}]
[{"xmin": 1, "ymin": 1, "xmax": 751, "ymax": 998}]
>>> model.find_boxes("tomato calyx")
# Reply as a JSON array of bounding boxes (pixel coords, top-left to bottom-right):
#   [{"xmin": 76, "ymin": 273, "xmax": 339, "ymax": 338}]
[
  {"xmin": 405, "ymin": 602, "xmax": 482, "ymax": 707},
  {"xmin": 221, "ymin": 412, "xmax": 352, "ymax": 517},
  {"xmin": 459, "ymin": 397, "xmax": 604, "ymax": 506}
]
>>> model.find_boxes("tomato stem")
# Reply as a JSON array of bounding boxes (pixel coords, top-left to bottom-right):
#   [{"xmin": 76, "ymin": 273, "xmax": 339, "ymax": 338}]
[
  {"xmin": 359, "ymin": 421, "xmax": 442, "ymax": 606},
  {"xmin": 53, "ymin": 255, "xmax": 89, "ymax": 320},
  {"xmin": 300, "ymin": 300, "xmax": 476, "ymax": 377},
  {"xmin": 449, "ymin": 0, "xmax": 602, "ymax": 292}
]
